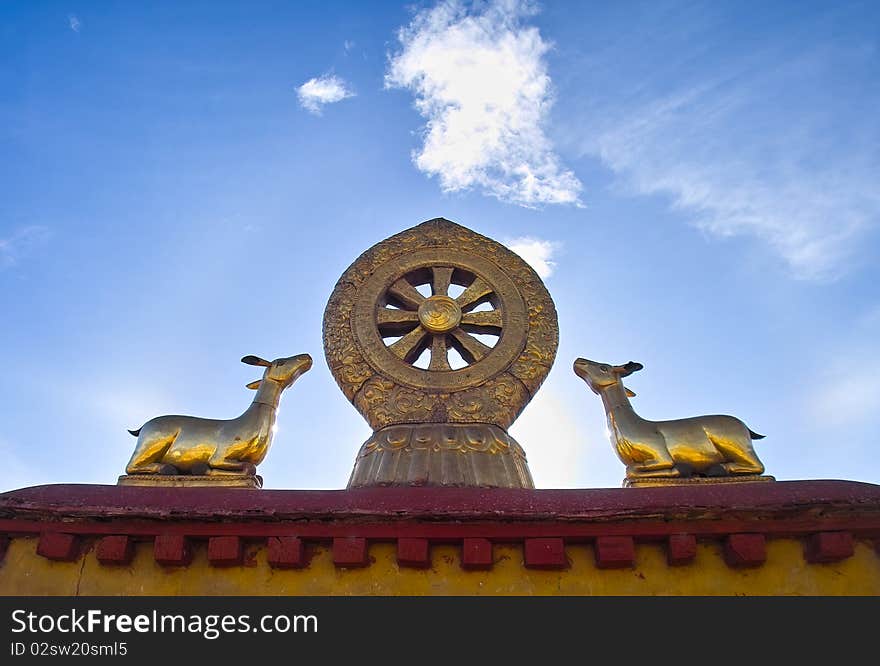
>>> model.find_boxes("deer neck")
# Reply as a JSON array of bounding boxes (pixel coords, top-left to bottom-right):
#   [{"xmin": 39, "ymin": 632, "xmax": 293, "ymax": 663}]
[
  {"xmin": 251, "ymin": 379, "xmax": 285, "ymax": 411},
  {"xmin": 599, "ymin": 382, "xmax": 642, "ymax": 432}
]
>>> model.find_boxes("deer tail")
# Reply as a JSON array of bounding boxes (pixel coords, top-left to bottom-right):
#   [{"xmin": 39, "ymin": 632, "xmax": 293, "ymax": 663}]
[{"xmin": 748, "ymin": 428, "xmax": 765, "ymax": 440}]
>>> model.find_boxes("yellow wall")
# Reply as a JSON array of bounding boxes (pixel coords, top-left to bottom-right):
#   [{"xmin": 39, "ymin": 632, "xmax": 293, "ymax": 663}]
[{"xmin": 2, "ymin": 536, "xmax": 878, "ymax": 595}]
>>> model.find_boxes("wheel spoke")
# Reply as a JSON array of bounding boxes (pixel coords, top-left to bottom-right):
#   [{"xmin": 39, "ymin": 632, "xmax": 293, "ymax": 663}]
[
  {"xmin": 460, "ymin": 310, "xmax": 502, "ymax": 334},
  {"xmin": 387, "ymin": 279, "xmax": 426, "ymax": 309},
  {"xmin": 431, "ymin": 266, "xmax": 454, "ymax": 296},
  {"xmin": 429, "ymin": 335, "xmax": 451, "ymax": 371},
  {"xmin": 455, "ymin": 276, "xmax": 493, "ymax": 311},
  {"xmin": 377, "ymin": 308, "xmax": 421, "ymax": 336},
  {"xmin": 450, "ymin": 328, "xmax": 492, "ymax": 363},
  {"xmin": 388, "ymin": 325, "xmax": 429, "ymax": 363}
]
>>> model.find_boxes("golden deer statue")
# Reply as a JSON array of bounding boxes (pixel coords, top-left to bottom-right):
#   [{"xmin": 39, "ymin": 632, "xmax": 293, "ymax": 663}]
[
  {"xmin": 573, "ymin": 358, "xmax": 765, "ymax": 480},
  {"xmin": 125, "ymin": 353, "xmax": 312, "ymax": 476}
]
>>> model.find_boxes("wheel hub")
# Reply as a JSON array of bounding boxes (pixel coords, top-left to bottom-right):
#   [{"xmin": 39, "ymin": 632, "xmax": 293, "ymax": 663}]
[{"xmin": 418, "ymin": 295, "xmax": 462, "ymax": 333}]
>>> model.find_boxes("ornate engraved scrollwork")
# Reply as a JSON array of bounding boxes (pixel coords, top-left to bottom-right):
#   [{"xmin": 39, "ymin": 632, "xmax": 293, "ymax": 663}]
[{"xmin": 323, "ymin": 218, "xmax": 558, "ymax": 487}]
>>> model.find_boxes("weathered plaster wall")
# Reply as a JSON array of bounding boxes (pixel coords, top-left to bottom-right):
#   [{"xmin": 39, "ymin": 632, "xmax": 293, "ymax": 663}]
[{"xmin": 2, "ymin": 537, "xmax": 878, "ymax": 596}]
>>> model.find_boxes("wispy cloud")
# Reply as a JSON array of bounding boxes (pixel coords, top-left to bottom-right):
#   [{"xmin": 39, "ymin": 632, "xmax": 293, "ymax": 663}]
[
  {"xmin": 589, "ymin": 87, "xmax": 879, "ymax": 281},
  {"xmin": 504, "ymin": 236, "xmax": 559, "ymax": 278},
  {"xmin": 573, "ymin": 11, "xmax": 880, "ymax": 281},
  {"xmin": 0, "ymin": 226, "xmax": 50, "ymax": 269},
  {"xmin": 68, "ymin": 14, "xmax": 81, "ymax": 33},
  {"xmin": 344, "ymin": 40, "xmax": 355, "ymax": 53},
  {"xmin": 296, "ymin": 74, "xmax": 355, "ymax": 115},
  {"xmin": 386, "ymin": 0, "xmax": 582, "ymax": 207}
]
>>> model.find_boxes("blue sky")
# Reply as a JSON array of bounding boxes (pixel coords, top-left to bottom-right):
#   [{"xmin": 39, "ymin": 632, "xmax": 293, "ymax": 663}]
[{"xmin": 1, "ymin": 0, "xmax": 879, "ymax": 492}]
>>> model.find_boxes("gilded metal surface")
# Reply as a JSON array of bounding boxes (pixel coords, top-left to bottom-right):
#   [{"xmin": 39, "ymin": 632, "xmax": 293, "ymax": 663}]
[
  {"xmin": 623, "ymin": 474, "xmax": 774, "ymax": 488},
  {"xmin": 573, "ymin": 358, "xmax": 767, "ymax": 482},
  {"xmin": 350, "ymin": 246, "xmax": 528, "ymax": 394},
  {"xmin": 323, "ymin": 218, "xmax": 558, "ymax": 487},
  {"xmin": 123, "ymin": 353, "xmax": 312, "ymax": 479},
  {"xmin": 117, "ymin": 473, "xmax": 262, "ymax": 488},
  {"xmin": 348, "ymin": 423, "xmax": 533, "ymax": 488},
  {"xmin": 418, "ymin": 295, "xmax": 462, "ymax": 333}
]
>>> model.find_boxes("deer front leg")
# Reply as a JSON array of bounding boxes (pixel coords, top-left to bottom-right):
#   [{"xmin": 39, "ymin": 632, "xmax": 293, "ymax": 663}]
[
  {"xmin": 618, "ymin": 437, "xmax": 679, "ymax": 478},
  {"xmin": 721, "ymin": 460, "xmax": 764, "ymax": 475},
  {"xmin": 206, "ymin": 459, "xmax": 258, "ymax": 476},
  {"xmin": 126, "ymin": 462, "xmax": 179, "ymax": 475},
  {"xmin": 626, "ymin": 461, "xmax": 680, "ymax": 478}
]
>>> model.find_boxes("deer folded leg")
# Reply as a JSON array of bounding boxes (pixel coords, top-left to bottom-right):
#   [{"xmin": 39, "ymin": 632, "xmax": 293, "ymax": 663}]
[
  {"xmin": 621, "ymin": 437, "xmax": 679, "ymax": 478},
  {"xmin": 626, "ymin": 460, "xmax": 680, "ymax": 478},
  {"xmin": 206, "ymin": 460, "xmax": 257, "ymax": 476},
  {"xmin": 707, "ymin": 433, "xmax": 764, "ymax": 475},
  {"xmin": 126, "ymin": 462, "xmax": 178, "ymax": 475},
  {"xmin": 126, "ymin": 435, "xmax": 176, "ymax": 475},
  {"xmin": 627, "ymin": 466, "xmax": 681, "ymax": 478},
  {"xmin": 721, "ymin": 460, "xmax": 764, "ymax": 475}
]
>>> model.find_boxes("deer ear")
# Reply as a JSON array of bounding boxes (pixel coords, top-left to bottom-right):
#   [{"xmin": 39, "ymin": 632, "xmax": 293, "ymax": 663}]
[
  {"xmin": 625, "ymin": 387, "xmax": 637, "ymax": 398},
  {"xmin": 621, "ymin": 361, "xmax": 643, "ymax": 375},
  {"xmin": 241, "ymin": 355, "xmax": 271, "ymax": 367},
  {"xmin": 246, "ymin": 380, "xmax": 262, "ymax": 390}
]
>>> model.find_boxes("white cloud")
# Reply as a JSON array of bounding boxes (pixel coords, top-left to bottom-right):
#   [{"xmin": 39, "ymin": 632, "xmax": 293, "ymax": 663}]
[
  {"xmin": 504, "ymin": 236, "xmax": 559, "ymax": 278},
  {"xmin": 590, "ymin": 88, "xmax": 879, "ymax": 280},
  {"xmin": 385, "ymin": 0, "xmax": 582, "ymax": 207},
  {"xmin": 574, "ymin": 30, "xmax": 880, "ymax": 281},
  {"xmin": 296, "ymin": 74, "xmax": 355, "ymax": 115},
  {"xmin": 510, "ymin": 388, "xmax": 585, "ymax": 487},
  {"xmin": 68, "ymin": 14, "xmax": 81, "ymax": 33},
  {"xmin": 510, "ymin": 383, "xmax": 625, "ymax": 488},
  {"xmin": 344, "ymin": 40, "xmax": 355, "ymax": 53},
  {"xmin": 0, "ymin": 226, "xmax": 50, "ymax": 269}
]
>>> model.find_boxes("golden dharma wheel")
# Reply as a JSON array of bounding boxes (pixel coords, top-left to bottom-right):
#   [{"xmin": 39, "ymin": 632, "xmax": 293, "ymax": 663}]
[
  {"xmin": 323, "ymin": 218, "xmax": 558, "ymax": 488},
  {"xmin": 352, "ymin": 248, "xmax": 528, "ymax": 391}
]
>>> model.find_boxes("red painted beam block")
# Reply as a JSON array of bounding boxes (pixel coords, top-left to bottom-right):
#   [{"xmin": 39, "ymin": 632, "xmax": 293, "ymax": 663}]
[
  {"xmin": 667, "ymin": 534, "xmax": 697, "ymax": 566},
  {"xmin": 37, "ymin": 533, "xmax": 80, "ymax": 562},
  {"xmin": 96, "ymin": 536, "xmax": 134, "ymax": 565},
  {"xmin": 397, "ymin": 538, "xmax": 431, "ymax": 569},
  {"xmin": 461, "ymin": 538, "xmax": 493, "ymax": 570},
  {"xmin": 208, "ymin": 536, "xmax": 243, "ymax": 567},
  {"xmin": 524, "ymin": 538, "xmax": 567, "ymax": 569},
  {"xmin": 333, "ymin": 537, "xmax": 368, "ymax": 568},
  {"xmin": 153, "ymin": 535, "xmax": 191, "ymax": 566},
  {"xmin": 267, "ymin": 537, "xmax": 306, "ymax": 569},
  {"xmin": 804, "ymin": 532, "xmax": 854, "ymax": 564},
  {"xmin": 724, "ymin": 533, "xmax": 766, "ymax": 568},
  {"xmin": 594, "ymin": 536, "xmax": 635, "ymax": 569}
]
